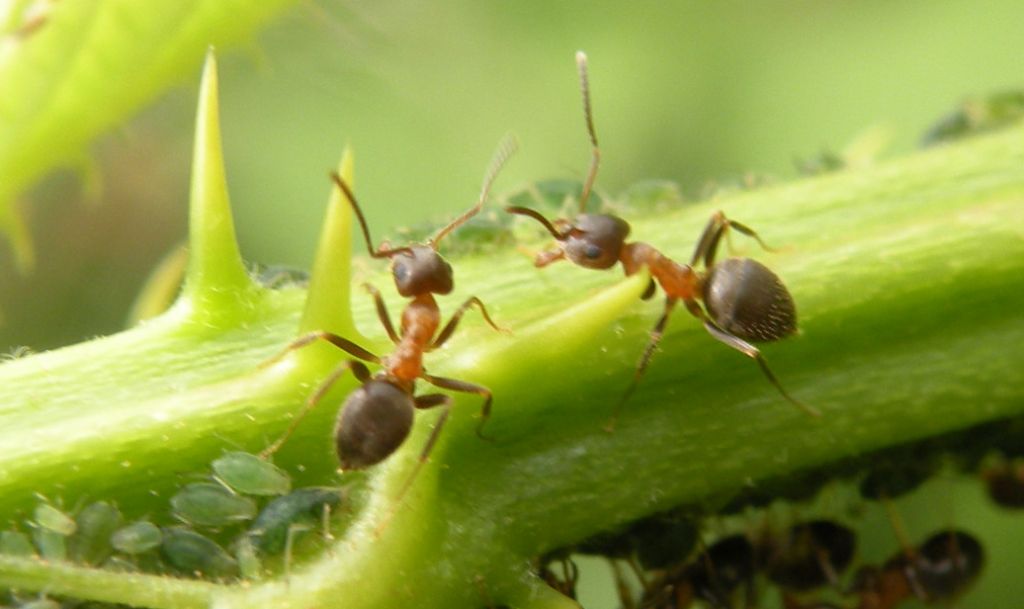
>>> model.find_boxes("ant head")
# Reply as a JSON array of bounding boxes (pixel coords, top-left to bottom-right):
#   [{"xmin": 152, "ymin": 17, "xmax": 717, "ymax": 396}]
[
  {"xmin": 564, "ymin": 213, "xmax": 631, "ymax": 270},
  {"xmin": 390, "ymin": 245, "xmax": 454, "ymax": 297},
  {"xmin": 334, "ymin": 380, "xmax": 415, "ymax": 470},
  {"xmin": 702, "ymin": 258, "xmax": 797, "ymax": 342}
]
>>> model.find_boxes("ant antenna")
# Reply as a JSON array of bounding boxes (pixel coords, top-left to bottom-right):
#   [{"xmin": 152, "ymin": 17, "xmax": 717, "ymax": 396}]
[
  {"xmin": 576, "ymin": 50, "xmax": 601, "ymax": 214},
  {"xmin": 430, "ymin": 134, "xmax": 519, "ymax": 248},
  {"xmin": 330, "ymin": 173, "xmax": 413, "ymax": 259}
]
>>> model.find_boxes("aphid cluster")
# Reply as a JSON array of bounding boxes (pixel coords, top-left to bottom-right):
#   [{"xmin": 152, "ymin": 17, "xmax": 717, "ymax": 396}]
[{"xmin": 0, "ymin": 451, "xmax": 343, "ymax": 607}]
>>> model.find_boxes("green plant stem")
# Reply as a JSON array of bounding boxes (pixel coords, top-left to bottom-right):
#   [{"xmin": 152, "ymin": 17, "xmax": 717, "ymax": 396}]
[{"xmin": 0, "ymin": 124, "xmax": 1022, "ymax": 608}]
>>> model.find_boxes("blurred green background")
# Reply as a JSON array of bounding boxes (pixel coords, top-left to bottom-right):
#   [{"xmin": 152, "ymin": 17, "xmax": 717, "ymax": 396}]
[
  {"xmin": 4, "ymin": 0, "xmax": 1024, "ymax": 352},
  {"xmin": 1, "ymin": 1, "xmax": 1023, "ymax": 607}
]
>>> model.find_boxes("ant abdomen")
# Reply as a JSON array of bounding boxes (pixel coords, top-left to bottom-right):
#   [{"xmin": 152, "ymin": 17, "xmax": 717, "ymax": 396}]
[
  {"xmin": 702, "ymin": 258, "xmax": 797, "ymax": 343},
  {"xmin": 910, "ymin": 529, "xmax": 984, "ymax": 601},
  {"xmin": 334, "ymin": 380, "xmax": 415, "ymax": 470}
]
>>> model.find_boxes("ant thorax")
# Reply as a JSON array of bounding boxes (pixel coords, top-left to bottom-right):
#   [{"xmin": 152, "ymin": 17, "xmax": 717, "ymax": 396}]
[{"xmin": 620, "ymin": 241, "xmax": 699, "ymax": 300}]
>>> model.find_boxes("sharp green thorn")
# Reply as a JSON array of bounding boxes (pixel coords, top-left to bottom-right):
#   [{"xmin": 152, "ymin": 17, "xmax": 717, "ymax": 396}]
[
  {"xmin": 183, "ymin": 49, "xmax": 256, "ymax": 314},
  {"xmin": 299, "ymin": 146, "xmax": 360, "ymax": 339}
]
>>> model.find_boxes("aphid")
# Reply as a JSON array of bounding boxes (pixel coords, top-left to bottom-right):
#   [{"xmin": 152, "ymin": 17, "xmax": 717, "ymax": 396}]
[
  {"xmin": 0, "ymin": 530, "xmax": 35, "ymax": 557},
  {"xmin": 68, "ymin": 500, "xmax": 122, "ymax": 566},
  {"xmin": 31, "ymin": 502, "xmax": 75, "ymax": 561},
  {"xmin": 245, "ymin": 487, "xmax": 342, "ymax": 555},
  {"xmin": 260, "ymin": 137, "xmax": 516, "ymax": 494},
  {"xmin": 170, "ymin": 482, "xmax": 257, "ymax": 528},
  {"xmin": 506, "ymin": 52, "xmax": 817, "ymax": 426},
  {"xmin": 110, "ymin": 521, "xmax": 163, "ymax": 555},
  {"xmin": 160, "ymin": 527, "xmax": 238, "ymax": 579},
  {"xmin": 850, "ymin": 529, "xmax": 984, "ymax": 609},
  {"xmin": 212, "ymin": 451, "xmax": 291, "ymax": 496}
]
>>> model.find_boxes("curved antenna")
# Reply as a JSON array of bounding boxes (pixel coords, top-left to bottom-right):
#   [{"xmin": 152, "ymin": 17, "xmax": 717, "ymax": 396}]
[
  {"xmin": 505, "ymin": 206, "xmax": 568, "ymax": 241},
  {"xmin": 576, "ymin": 51, "xmax": 601, "ymax": 214},
  {"xmin": 430, "ymin": 134, "xmax": 519, "ymax": 248},
  {"xmin": 329, "ymin": 173, "xmax": 412, "ymax": 258}
]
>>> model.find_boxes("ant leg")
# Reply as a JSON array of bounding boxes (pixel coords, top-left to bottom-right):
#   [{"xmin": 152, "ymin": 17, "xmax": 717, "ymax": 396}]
[
  {"xmin": 383, "ymin": 403, "xmax": 452, "ymax": 522},
  {"xmin": 690, "ymin": 211, "xmax": 776, "ymax": 268},
  {"xmin": 640, "ymin": 278, "xmax": 657, "ymax": 301},
  {"xmin": 258, "ymin": 331, "xmax": 382, "ymax": 369},
  {"xmin": 606, "ymin": 297, "xmax": 678, "ymax": 432},
  {"xmin": 420, "ymin": 373, "xmax": 494, "ymax": 440},
  {"xmin": 431, "ymin": 296, "xmax": 509, "ymax": 351},
  {"xmin": 684, "ymin": 300, "xmax": 821, "ymax": 418},
  {"xmin": 536, "ymin": 248, "xmax": 567, "ymax": 268},
  {"xmin": 261, "ymin": 360, "xmax": 372, "ymax": 458},
  {"xmin": 363, "ymin": 283, "xmax": 399, "ymax": 344}
]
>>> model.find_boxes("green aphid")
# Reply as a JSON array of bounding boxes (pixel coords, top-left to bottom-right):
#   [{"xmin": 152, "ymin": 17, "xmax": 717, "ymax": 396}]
[
  {"xmin": 160, "ymin": 527, "xmax": 238, "ymax": 579},
  {"xmin": 18, "ymin": 599, "xmax": 60, "ymax": 609},
  {"xmin": 171, "ymin": 482, "xmax": 257, "ymax": 527},
  {"xmin": 246, "ymin": 487, "xmax": 342, "ymax": 554},
  {"xmin": 234, "ymin": 534, "xmax": 263, "ymax": 580},
  {"xmin": 32, "ymin": 527, "xmax": 66, "ymax": 561},
  {"xmin": 212, "ymin": 451, "xmax": 291, "ymax": 496},
  {"xmin": 0, "ymin": 530, "xmax": 35, "ymax": 557},
  {"xmin": 33, "ymin": 503, "xmax": 76, "ymax": 536},
  {"xmin": 110, "ymin": 521, "xmax": 163, "ymax": 554},
  {"xmin": 70, "ymin": 501, "xmax": 122, "ymax": 565}
]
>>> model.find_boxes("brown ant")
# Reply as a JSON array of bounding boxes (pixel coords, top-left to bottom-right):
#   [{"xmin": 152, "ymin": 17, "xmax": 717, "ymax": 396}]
[
  {"xmin": 260, "ymin": 137, "xmax": 517, "ymax": 491},
  {"xmin": 505, "ymin": 52, "xmax": 818, "ymax": 425}
]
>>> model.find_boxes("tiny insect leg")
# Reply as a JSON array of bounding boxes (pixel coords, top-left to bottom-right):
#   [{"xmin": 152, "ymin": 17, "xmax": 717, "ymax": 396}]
[
  {"xmin": 261, "ymin": 361, "xmax": 372, "ymax": 458},
  {"xmin": 377, "ymin": 396, "xmax": 452, "ymax": 533},
  {"xmin": 258, "ymin": 331, "xmax": 382, "ymax": 369},
  {"xmin": 606, "ymin": 297, "xmax": 678, "ymax": 432},
  {"xmin": 363, "ymin": 283, "xmax": 399, "ymax": 344},
  {"xmin": 684, "ymin": 300, "xmax": 820, "ymax": 418},
  {"xmin": 431, "ymin": 296, "xmax": 509, "ymax": 351},
  {"xmin": 421, "ymin": 373, "xmax": 495, "ymax": 440},
  {"xmin": 690, "ymin": 211, "xmax": 777, "ymax": 268}
]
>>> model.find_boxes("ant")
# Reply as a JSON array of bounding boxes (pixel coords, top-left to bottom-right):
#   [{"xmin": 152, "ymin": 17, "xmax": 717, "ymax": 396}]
[
  {"xmin": 849, "ymin": 529, "xmax": 984, "ymax": 609},
  {"xmin": 505, "ymin": 52, "xmax": 818, "ymax": 427},
  {"xmin": 260, "ymin": 137, "xmax": 516, "ymax": 489}
]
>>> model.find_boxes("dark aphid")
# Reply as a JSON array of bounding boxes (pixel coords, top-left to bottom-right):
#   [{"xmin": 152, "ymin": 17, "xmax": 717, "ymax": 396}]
[
  {"xmin": 921, "ymin": 89, "xmax": 1024, "ymax": 146},
  {"xmin": 259, "ymin": 137, "xmax": 517, "ymax": 505},
  {"xmin": 505, "ymin": 51, "xmax": 816, "ymax": 428},
  {"xmin": 763, "ymin": 519, "xmax": 856, "ymax": 592},
  {"xmin": 630, "ymin": 514, "xmax": 699, "ymax": 571},
  {"xmin": 981, "ymin": 457, "xmax": 1024, "ymax": 508},
  {"xmin": 160, "ymin": 527, "xmax": 238, "ymax": 579},
  {"xmin": 246, "ymin": 487, "xmax": 343, "ymax": 555},
  {"xmin": 0, "ymin": 530, "xmax": 36, "ymax": 557},
  {"xmin": 170, "ymin": 482, "xmax": 257, "ymax": 528},
  {"xmin": 212, "ymin": 451, "xmax": 291, "ymax": 496},
  {"xmin": 859, "ymin": 457, "xmax": 939, "ymax": 501},
  {"xmin": 69, "ymin": 501, "xmax": 122, "ymax": 565},
  {"xmin": 110, "ymin": 521, "xmax": 163, "ymax": 555}
]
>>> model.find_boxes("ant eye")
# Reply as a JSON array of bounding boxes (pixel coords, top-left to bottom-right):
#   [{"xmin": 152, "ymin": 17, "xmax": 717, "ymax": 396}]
[
  {"xmin": 584, "ymin": 244, "xmax": 603, "ymax": 259},
  {"xmin": 393, "ymin": 261, "xmax": 409, "ymax": 282}
]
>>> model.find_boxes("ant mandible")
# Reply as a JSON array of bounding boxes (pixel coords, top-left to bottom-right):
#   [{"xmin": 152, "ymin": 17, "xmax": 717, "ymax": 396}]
[
  {"xmin": 505, "ymin": 52, "xmax": 819, "ymax": 426},
  {"xmin": 261, "ymin": 136, "xmax": 517, "ymax": 486}
]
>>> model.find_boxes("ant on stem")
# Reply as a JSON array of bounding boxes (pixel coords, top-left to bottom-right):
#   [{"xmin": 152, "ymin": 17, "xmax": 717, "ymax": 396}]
[
  {"xmin": 260, "ymin": 137, "xmax": 517, "ymax": 499},
  {"xmin": 506, "ymin": 52, "xmax": 818, "ymax": 427}
]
